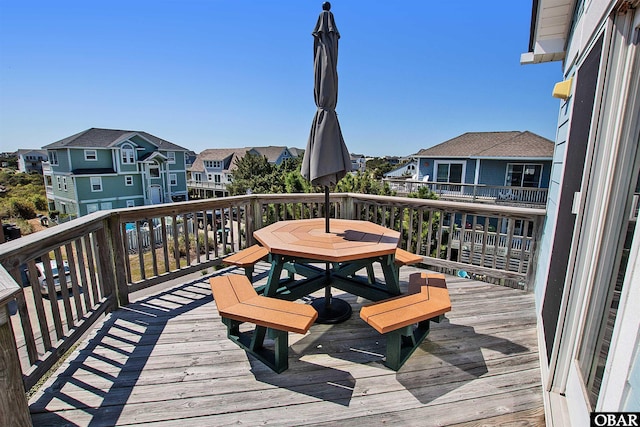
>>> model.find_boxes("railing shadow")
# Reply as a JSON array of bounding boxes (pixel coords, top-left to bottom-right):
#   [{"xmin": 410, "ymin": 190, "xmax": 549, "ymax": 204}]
[{"xmin": 29, "ymin": 273, "xmax": 218, "ymax": 426}]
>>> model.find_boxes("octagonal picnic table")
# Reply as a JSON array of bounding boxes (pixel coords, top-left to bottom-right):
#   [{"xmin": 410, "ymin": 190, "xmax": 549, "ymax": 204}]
[{"xmin": 253, "ymin": 218, "xmax": 402, "ymax": 321}]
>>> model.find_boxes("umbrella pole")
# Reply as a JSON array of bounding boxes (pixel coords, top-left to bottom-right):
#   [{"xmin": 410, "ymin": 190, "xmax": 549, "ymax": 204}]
[
  {"xmin": 310, "ymin": 184, "xmax": 352, "ymax": 323},
  {"xmin": 324, "ymin": 185, "xmax": 331, "ymax": 306},
  {"xmin": 325, "ymin": 185, "xmax": 330, "ymax": 233}
]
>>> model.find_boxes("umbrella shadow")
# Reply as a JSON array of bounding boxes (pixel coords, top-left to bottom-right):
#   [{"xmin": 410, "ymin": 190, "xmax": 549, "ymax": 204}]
[{"xmin": 247, "ymin": 355, "xmax": 356, "ymax": 407}]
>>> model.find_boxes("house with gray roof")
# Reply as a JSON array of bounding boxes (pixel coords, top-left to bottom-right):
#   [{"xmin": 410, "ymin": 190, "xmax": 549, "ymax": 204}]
[
  {"xmin": 386, "ymin": 131, "xmax": 554, "ymax": 205},
  {"xmin": 188, "ymin": 148, "xmax": 248, "ymax": 198},
  {"xmin": 42, "ymin": 128, "xmax": 189, "ymax": 218},
  {"xmin": 247, "ymin": 146, "xmax": 297, "ymax": 165}
]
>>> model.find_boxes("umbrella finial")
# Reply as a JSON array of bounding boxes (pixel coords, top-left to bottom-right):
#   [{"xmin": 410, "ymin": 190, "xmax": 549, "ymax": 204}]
[{"xmin": 322, "ymin": 2, "xmax": 331, "ymax": 11}]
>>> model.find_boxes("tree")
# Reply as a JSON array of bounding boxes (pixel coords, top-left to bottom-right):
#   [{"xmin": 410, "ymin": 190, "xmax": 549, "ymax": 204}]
[{"xmin": 227, "ymin": 153, "xmax": 276, "ymax": 196}]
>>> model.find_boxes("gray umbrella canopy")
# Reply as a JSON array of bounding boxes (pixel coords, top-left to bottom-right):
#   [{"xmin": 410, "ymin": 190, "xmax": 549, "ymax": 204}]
[{"xmin": 301, "ymin": 4, "xmax": 351, "ymax": 188}]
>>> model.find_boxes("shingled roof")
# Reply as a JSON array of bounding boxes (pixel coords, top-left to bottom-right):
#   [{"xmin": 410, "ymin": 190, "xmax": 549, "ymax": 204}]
[
  {"xmin": 43, "ymin": 128, "xmax": 189, "ymax": 151},
  {"xmin": 190, "ymin": 148, "xmax": 248, "ymax": 172},
  {"xmin": 415, "ymin": 131, "xmax": 554, "ymax": 159}
]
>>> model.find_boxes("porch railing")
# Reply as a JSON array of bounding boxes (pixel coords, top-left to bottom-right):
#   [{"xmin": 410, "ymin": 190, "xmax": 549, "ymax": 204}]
[
  {"xmin": 383, "ymin": 178, "xmax": 549, "ymax": 206},
  {"xmin": 0, "ymin": 192, "xmax": 545, "ymax": 423}
]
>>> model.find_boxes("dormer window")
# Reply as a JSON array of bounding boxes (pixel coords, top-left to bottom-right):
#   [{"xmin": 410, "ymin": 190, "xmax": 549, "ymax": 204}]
[
  {"xmin": 121, "ymin": 144, "xmax": 135, "ymax": 164},
  {"xmin": 204, "ymin": 160, "xmax": 222, "ymax": 169}
]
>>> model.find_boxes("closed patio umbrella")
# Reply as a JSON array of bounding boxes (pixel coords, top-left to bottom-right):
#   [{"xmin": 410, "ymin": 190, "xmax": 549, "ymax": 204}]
[{"xmin": 301, "ymin": 2, "xmax": 352, "ymax": 323}]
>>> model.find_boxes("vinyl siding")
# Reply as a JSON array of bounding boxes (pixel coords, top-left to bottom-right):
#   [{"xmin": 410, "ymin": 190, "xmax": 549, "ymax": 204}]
[
  {"xmin": 534, "ymin": 96, "xmax": 571, "ymax": 308},
  {"xmin": 69, "ymin": 148, "xmax": 113, "ymax": 170}
]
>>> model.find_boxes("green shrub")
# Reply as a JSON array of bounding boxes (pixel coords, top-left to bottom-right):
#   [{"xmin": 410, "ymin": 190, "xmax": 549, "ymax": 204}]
[
  {"xmin": 10, "ymin": 198, "xmax": 36, "ymax": 219},
  {"xmin": 32, "ymin": 195, "xmax": 48, "ymax": 211}
]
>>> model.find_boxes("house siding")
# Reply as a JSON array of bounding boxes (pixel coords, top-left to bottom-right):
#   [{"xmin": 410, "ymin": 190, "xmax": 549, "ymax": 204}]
[{"xmin": 70, "ymin": 148, "xmax": 113, "ymax": 170}]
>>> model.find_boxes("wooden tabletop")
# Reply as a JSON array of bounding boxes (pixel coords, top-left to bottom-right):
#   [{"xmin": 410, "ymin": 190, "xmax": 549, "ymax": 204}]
[{"xmin": 253, "ymin": 218, "xmax": 400, "ymax": 263}]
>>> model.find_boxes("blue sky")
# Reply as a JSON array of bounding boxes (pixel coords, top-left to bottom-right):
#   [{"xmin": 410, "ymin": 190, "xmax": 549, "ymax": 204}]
[{"xmin": 0, "ymin": 1, "xmax": 562, "ymax": 157}]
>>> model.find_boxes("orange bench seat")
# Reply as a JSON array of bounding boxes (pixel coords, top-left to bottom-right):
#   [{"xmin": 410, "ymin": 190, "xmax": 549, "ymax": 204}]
[
  {"xmin": 222, "ymin": 245, "xmax": 269, "ymax": 282},
  {"xmin": 209, "ymin": 274, "xmax": 317, "ymax": 372},
  {"xmin": 360, "ymin": 272, "xmax": 451, "ymax": 370}
]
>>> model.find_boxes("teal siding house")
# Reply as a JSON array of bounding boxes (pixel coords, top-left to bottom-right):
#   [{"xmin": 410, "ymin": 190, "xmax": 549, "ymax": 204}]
[{"xmin": 42, "ymin": 128, "xmax": 189, "ymax": 217}]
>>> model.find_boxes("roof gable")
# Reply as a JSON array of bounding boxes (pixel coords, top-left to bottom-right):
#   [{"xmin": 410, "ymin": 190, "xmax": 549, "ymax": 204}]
[
  {"xmin": 415, "ymin": 131, "xmax": 554, "ymax": 159},
  {"xmin": 43, "ymin": 128, "xmax": 188, "ymax": 151}
]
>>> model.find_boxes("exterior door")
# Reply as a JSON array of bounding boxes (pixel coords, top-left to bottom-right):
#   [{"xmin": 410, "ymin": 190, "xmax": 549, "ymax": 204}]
[{"xmin": 150, "ymin": 185, "xmax": 162, "ymax": 204}]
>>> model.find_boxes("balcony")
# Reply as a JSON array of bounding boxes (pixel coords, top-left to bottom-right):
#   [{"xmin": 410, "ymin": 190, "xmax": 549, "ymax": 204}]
[
  {"xmin": 384, "ymin": 178, "xmax": 549, "ymax": 207},
  {"xmin": 0, "ymin": 193, "xmax": 545, "ymax": 425}
]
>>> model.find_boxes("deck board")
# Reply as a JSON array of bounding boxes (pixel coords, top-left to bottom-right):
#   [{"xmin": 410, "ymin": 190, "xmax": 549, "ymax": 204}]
[{"xmin": 29, "ymin": 264, "xmax": 544, "ymax": 426}]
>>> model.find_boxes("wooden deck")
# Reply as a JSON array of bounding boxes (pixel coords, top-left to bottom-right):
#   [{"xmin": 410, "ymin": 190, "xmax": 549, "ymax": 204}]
[{"xmin": 28, "ymin": 264, "xmax": 544, "ymax": 426}]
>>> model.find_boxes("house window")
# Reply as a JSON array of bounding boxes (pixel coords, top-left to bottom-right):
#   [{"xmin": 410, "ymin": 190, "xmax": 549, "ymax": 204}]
[
  {"xmin": 167, "ymin": 152, "xmax": 176, "ymax": 164},
  {"xmin": 84, "ymin": 150, "xmax": 97, "ymax": 161},
  {"xmin": 126, "ymin": 200, "xmax": 135, "ymax": 208},
  {"xmin": 193, "ymin": 172, "xmax": 202, "ymax": 182},
  {"xmin": 125, "ymin": 175, "xmax": 134, "ymax": 186},
  {"xmin": 506, "ymin": 164, "xmax": 542, "ymax": 188},
  {"xmin": 49, "ymin": 150, "xmax": 58, "ymax": 165},
  {"xmin": 62, "ymin": 176, "xmax": 68, "ymax": 191},
  {"xmin": 435, "ymin": 162, "xmax": 464, "ymax": 183},
  {"xmin": 207, "ymin": 173, "xmax": 213, "ymax": 181},
  {"xmin": 56, "ymin": 176, "xmax": 61, "ymax": 190},
  {"xmin": 90, "ymin": 177, "xmax": 102, "ymax": 192},
  {"xmin": 204, "ymin": 160, "xmax": 222, "ymax": 168},
  {"xmin": 86, "ymin": 204, "xmax": 99, "ymax": 214},
  {"xmin": 170, "ymin": 173, "xmax": 177, "ymax": 186},
  {"xmin": 214, "ymin": 174, "xmax": 221, "ymax": 184},
  {"xmin": 149, "ymin": 163, "xmax": 160, "ymax": 178},
  {"xmin": 227, "ymin": 175, "xmax": 233, "ymax": 183},
  {"xmin": 121, "ymin": 144, "xmax": 135, "ymax": 164},
  {"xmin": 45, "ymin": 175, "xmax": 52, "ymax": 186}
]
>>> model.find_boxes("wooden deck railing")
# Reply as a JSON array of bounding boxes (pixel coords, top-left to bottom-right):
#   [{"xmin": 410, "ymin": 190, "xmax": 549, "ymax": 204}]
[
  {"xmin": 0, "ymin": 192, "xmax": 544, "ymax": 424},
  {"xmin": 383, "ymin": 178, "xmax": 549, "ymax": 206}
]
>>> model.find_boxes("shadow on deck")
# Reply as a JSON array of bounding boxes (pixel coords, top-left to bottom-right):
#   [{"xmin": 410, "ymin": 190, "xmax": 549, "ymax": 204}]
[{"xmin": 28, "ymin": 264, "xmax": 544, "ymax": 426}]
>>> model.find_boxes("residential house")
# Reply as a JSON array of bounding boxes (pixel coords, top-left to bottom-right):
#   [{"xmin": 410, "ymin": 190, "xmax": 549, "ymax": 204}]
[
  {"xmin": 522, "ymin": 0, "xmax": 640, "ymax": 423},
  {"xmin": 16, "ymin": 149, "xmax": 48, "ymax": 173},
  {"xmin": 188, "ymin": 148, "xmax": 247, "ymax": 198},
  {"xmin": 383, "ymin": 160, "xmax": 418, "ymax": 178},
  {"xmin": 386, "ymin": 131, "xmax": 554, "ymax": 205},
  {"xmin": 350, "ymin": 153, "xmax": 367, "ymax": 172},
  {"xmin": 42, "ymin": 128, "xmax": 189, "ymax": 217},
  {"xmin": 188, "ymin": 146, "xmax": 301, "ymax": 198},
  {"xmin": 247, "ymin": 146, "xmax": 298, "ymax": 165}
]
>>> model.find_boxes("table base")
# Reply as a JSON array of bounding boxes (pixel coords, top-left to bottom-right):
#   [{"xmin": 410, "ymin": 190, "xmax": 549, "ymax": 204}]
[{"xmin": 310, "ymin": 297, "xmax": 352, "ymax": 324}]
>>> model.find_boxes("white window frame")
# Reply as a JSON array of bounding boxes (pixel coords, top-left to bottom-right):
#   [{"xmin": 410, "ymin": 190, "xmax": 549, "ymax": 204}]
[
  {"xmin": 86, "ymin": 203, "xmax": 99, "ymax": 214},
  {"xmin": 434, "ymin": 160, "xmax": 466, "ymax": 183},
  {"xmin": 56, "ymin": 176, "xmax": 62, "ymax": 190},
  {"xmin": 505, "ymin": 163, "xmax": 543, "ymax": 188},
  {"xmin": 214, "ymin": 174, "xmax": 222, "ymax": 184},
  {"xmin": 121, "ymin": 144, "xmax": 135, "ymax": 164},
  {"xmin": 167, "ymin": 151, "xmax": 176, "ymax": 164},
  {"xmin": 149, "ymin": 163, "xmax": 160, "ymax": 178},
  {"xmin": 84, "ymin": 150, "xmax": 97, "ymax": 161},
  {"xmin": 90, "ymin": 177, "xmax": 103, "ymax": 192},
  {"xmin": 62, "ymin": 176, "xmax": 67, "ymax": 191},
  {"xmin": 170, "ymin": 173, "xmax": 177, "ymax": 186},
  {"xmin": 49, "ymin": 151, "xmax": 58, "ymax": 165},
  {"xmin": 125, "ymin": 175, "xmax": 134, "ymax": 186},
  {"xmin": 126, "ymin": 200, "xmax": 135, "ymax": 208}
]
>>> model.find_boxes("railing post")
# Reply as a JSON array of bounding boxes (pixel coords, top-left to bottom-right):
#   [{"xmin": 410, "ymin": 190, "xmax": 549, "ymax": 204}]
[
  {"xmin": 343, "ymin": 194, "xmax": 354, "ymax": 219},
  {"xmin": 107, "ymin": 213, "xmax": 130, "ymax": 307},
  {"xmin": 94, "ymin": 219, "xmax": 122, "ymax": 311},
  {"xmin": 524, "ymin": 215, "xmax": 544, "ymax": 292},
  {"xmin": 0, "ymin": 268, "xmax": 31, "ymax": 427}
]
